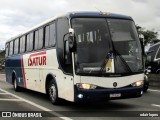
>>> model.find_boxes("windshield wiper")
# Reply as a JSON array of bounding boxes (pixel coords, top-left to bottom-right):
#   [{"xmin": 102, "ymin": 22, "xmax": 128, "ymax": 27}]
[{"xmin": 114, "ymin": 50, "xmax": 132, "ymax": 73}]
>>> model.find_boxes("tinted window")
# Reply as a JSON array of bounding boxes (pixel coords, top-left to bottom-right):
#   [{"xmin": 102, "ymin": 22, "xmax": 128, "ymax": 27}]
[
  {"xmin": 9, "ymin": 41, "xmax": 13, "ymax": 55},
  {"xmin": 5, "ymin": 43, "xmax": 9, "ymax": 57},
  {"xmin": 44, "ymin": 22, "xmax": 56, "ymax": 48},
  {"xmin": 26, "ymin": 33, "xmax": 34, "ymax": 52},
  {"xmin": 20, "ymin": 36, "xmax": 26, "ymax": 53},
  {"xmin": 50, "ymin": 23, "xmax": 56, "ymax": 46},
  {"xmin": 57, "ymin": 18, "xmax": 72, "ymax": 73},
  {"xmin": 38, "ymin": 28, "xmax": 44, "ymax": 49},
  {"xmin": 34, "ymin": 30, "xmax": 38, "ymax": 50},
  {"xmin": 29, "ymin": 32, "xmax": 34, "ymax": 51},
  {"xmin": 14, "ymin": 39, "xmax": 19, "ymax": 54},
  {"xmin": 26, "ymin": 34, "xmax": 30, "ymax": 51},
  {"xmin": 45, "ymin": 25, "xmax": 50, "ymax": 47}
]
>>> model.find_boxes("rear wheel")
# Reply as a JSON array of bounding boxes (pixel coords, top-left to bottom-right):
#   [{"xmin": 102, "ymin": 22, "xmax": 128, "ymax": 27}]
[
  {"xmin": 47, "ymin": 80, "xmax": 59, "ymax": 105},
  {"xmin": 13, "ymin": 77, "xmax": 21, "ymax": 91}
]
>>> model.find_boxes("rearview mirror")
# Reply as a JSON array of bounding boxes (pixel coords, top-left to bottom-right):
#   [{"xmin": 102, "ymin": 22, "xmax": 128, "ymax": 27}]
[
  {"xmin": 68, "ymin": 36, "xmax": 76, "ymax": 52},
  {"xmin": 139, "ymin": 34, "xmax": 144, "ymax": 41},
  {"xmin": 69, "ymin": 28, "xmax": 74, "ymax": 36},
  {"xmin": 64, "ymin": 40, "xmax": 72, "ymax": 64}
]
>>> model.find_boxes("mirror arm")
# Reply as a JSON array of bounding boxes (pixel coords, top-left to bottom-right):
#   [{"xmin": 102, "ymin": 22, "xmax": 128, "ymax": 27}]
[{"xmin": 69, "ymin": 28, "xmax": 74, "ymax": 36}]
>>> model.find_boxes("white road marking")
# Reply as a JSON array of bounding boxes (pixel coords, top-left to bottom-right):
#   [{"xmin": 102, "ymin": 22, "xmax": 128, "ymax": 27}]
[
  {"xmin": 0, "ymin": 99, "xmax": 22, "ymax": 101},
  {"xmin": 151, "ymin": 104, "xmax": 160, "ymax": 108},
  {"xmin": 0, "ymin": 88, "xmax": 72, "ymax": 120},
  {"xmin": 0, "ymin": 93, "xmax": 10, "ymax": 94},
  {"xmin": 148, "ymin": 89, "xmax": 160, "ymax": 93}
]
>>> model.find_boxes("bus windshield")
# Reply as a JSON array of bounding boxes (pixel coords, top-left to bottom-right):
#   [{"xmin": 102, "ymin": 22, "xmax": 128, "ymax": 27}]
[{"xmin": 71, "ymin": 18, "xmax": 143, "ymax": 75}]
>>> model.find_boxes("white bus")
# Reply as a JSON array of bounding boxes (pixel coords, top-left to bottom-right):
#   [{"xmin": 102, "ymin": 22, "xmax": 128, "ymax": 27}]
[{"xmin": 5, "ymin": 11, "xmax": 144, "ymax": 104}]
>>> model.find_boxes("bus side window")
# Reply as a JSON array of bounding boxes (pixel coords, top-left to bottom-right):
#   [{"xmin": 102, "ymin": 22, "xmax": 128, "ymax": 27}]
[
  {"xmin": 34, "ymin": 30, "xmax": 39, "ymax": 50},
  {"xmin": 29, "ymin": 32, "xmax": 34, "ymax": 51},
  {"xmin": 49, "ymin": 23, "xmax": 56, "ymax": 47},
  {"xmin": 14, "ymin": 38, "xmax": 19, "ymax": 54},
  {"xmin": 5, "ymin": 43, "xmax": 9, "ymax": 57},
  {"xmin": 45, "ymin": 25, "xmax": 50, "ymax": 47},
  {"xmin": 20, "ymin": 36, "xmax": 26, "ymax": 53},
  {"xmin": 27, "ymin": 32, "xmax": 34, "ymax": 52},
  {"xmin": 44, "ymin": 22, "xmax": 56, "ymax": 48},
  {"xmin": 9, "ymin": 41, "xmax": 13, "ymax": 55},
  {"xmin": 38, "ymin": 28, "xmax": 44, "ymax": 49},
  {"xmin": 57, "ymin": 18, "xmax": 72, "ymax": 74},
  {"xmin": 26, "ymin": 34, "xmax": 30, "ymax": 51}
]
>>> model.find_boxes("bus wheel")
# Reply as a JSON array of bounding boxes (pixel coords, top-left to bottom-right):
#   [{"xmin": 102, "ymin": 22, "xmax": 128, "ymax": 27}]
[
  {"xmin": 13, "ymin": 77, "xmax": 21, "ymax": 91},
  {"xmin": 48, "ymin": 80, "xmax": 59, "ymax": 105}
]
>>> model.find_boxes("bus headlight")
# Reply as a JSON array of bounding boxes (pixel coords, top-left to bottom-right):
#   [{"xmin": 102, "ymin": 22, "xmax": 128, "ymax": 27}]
[
  {"xmin": 131, "ymin": 80, "xmax": 144, "ymax": 87},
  {"xmin": 76, "ymin": 83, "xmax": 97, "ymax": 89}
]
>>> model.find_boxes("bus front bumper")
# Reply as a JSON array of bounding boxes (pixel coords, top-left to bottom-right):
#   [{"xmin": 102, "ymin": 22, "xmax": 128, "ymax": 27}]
[{"xmin": 74, "ymin": 86, "xmax": 143, "ymax": 102}]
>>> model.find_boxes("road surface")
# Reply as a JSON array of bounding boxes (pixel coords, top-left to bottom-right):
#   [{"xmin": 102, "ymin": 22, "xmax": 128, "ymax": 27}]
[{"xmin": 0, "ymin": 74, "xmax": 160, "ymax": 120}]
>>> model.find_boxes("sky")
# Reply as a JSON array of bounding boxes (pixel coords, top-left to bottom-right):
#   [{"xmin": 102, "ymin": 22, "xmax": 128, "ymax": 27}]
[{"xmin": 0, "ymin": 0, "xmax": 160, "ymax": 50}]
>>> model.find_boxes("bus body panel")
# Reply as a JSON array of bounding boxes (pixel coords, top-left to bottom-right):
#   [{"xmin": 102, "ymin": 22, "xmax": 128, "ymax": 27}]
[
  {"xmin": 5, "ymin": 49, "xmax": 74, "ymax": 102},
  {"xmin": 79, "ymin": 74, "xmax": 144, "ymax": 88},
  {"xmin": 5, "ymin": 55, "xmax": 25, "ymax": 88},
  {"xmin": 74, "ymin": 84, "xmax": 143, "ymax": 102},
  {"xmin": 22, "ymin": 49, "xmax": 74, "ymax": 101},
  {"xmin": 73, "ymin": 74, "xmax": 144, "ymax": 101}
]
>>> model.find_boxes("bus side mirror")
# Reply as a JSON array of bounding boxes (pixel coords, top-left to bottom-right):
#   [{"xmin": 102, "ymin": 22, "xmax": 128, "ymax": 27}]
[
  {"xmin": 68, "ymin": 28, "xmax": 76, "ymax": 52},
  {"xmin": 139, "ymin": 34, "xmax": 144, "ymax": 43},
  {"xmin": 69, "ymin": 28, "xmax": 74, "ymax": 36},
  {"xmin": 64, "ymin": 40, "xmax": 72, "ymax": 64}
]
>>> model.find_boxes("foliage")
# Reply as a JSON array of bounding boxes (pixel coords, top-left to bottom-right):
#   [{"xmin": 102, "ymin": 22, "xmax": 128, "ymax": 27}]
[{"xmin": 136, "ymin": 25, "xmax": 159, "ymax": 45}]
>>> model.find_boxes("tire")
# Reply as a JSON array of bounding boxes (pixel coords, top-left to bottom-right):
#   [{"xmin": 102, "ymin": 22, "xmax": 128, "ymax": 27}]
[
  {"xmin": 143, "ymin": 86, "xmax": 148, "ymax": 92},
  {"xmin": 47, "ymin": 80, "xmax": 59, "ymax": 105},
  {"xmin": 143, "ymin": 82, "xmax": 149, "ymax": 92},
  {"xmin": 13, "ymin": 76, "xmax": 21, "ymax": 91},
  {"xmin": 143, "ymin": 75, "xmax": 149, "ymax": 92}
]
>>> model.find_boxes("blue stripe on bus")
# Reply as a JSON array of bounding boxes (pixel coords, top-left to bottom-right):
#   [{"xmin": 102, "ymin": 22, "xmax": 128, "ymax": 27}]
[{"xmin": 5, "ymin": 55, "xmax": 25, "ymax": 88}]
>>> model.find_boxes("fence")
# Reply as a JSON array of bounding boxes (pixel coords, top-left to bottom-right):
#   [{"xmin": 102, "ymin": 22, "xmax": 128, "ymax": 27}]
[{"xmin": 0, "ymin": 59, "xmax": 5, "ymax": 73}]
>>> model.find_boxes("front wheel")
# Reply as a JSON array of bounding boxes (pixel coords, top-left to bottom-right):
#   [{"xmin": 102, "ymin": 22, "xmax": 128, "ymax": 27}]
[{"xmin": 47, "ymin": 80, "xmax": 59, "ymax": 105}]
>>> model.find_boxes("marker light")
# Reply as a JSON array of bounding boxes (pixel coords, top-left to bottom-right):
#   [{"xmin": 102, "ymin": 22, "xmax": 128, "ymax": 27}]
[
  {"xmin": 76, "ymin": 83, "xmax": 97, "ymax": 90},
  {"xmin": 77, "ymin": 94, "xmax": 83, "ymax": 99},
  {"xmin": 131, "ymin": 80, "xmax": 144, "ymax": 87}
]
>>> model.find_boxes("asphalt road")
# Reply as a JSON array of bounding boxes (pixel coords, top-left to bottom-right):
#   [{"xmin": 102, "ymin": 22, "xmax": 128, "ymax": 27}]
[{"xmin": 0, "ymin": 74, "xmax": 160, "ymax": 120}]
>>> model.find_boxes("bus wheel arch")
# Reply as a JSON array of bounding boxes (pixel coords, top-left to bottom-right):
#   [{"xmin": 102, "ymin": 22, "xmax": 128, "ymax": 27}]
[
  {"xmin": 156, "ymin": 69, "xmax": 160, "ymax": 74},
  {"xmin": 45, "ymin": 74, "xmax": 60, "ymax": 105}
]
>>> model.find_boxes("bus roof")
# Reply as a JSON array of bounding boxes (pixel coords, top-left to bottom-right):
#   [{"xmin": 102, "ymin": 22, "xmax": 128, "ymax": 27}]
[
  {"xmin": 6, "ymin": 11, "xmax": 132, "ymax": 43},
  {"xmin": 66, "ymin": 11, "xmax": 132, "ymax": 20}
]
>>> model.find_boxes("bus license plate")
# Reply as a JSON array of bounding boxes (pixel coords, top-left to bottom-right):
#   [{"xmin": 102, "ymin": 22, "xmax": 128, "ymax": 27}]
[{"xmin": 109, "ymin": 93, "xmax": 121, "ymax": 98}]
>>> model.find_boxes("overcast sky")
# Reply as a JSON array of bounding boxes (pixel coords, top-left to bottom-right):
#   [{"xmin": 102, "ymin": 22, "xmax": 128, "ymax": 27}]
[{"xmin": 0, "ymin": 0, "xmax": 160, "ymax": 50}]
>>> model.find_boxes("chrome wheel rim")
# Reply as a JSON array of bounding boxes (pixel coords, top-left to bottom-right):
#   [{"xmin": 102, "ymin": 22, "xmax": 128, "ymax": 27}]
[
  {"xmin": 14, "ymin": 79, "xmax": 17, "ymax": 89},
  {"xmin": 49, "ymin": 84, "xmax": 57, "ymax": 101}
]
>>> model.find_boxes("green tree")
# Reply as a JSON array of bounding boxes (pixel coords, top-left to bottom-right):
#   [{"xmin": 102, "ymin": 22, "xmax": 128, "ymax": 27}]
[{"xmin": 136, "ymin": 25, "xmax": 159, "ymax": 45}]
